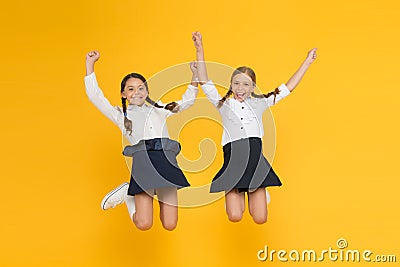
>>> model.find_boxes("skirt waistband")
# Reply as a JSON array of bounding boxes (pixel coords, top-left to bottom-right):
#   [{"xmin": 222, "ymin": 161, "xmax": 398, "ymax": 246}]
[
  {"xmin": 223, "ymin": 137, "xmax": 262, "ymax": 151},
  {"xmin": 122, "ymin": 138, "xmax": 181, "ymax": 157}
]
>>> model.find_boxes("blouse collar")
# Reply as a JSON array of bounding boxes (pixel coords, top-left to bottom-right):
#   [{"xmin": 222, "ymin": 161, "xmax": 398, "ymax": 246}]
[{"xmin": 127, "ymin": 103, "xmax": 150, "ymax": 111}]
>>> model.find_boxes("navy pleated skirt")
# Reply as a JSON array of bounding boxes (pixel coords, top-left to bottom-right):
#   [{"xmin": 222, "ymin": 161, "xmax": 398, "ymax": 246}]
[
  {"xmin": 123, "ymin": 138, "xmax": 190, "ymax": 195},
  {"xmin": 210, "ymin": 137, "xmax": 282, "ymax": 193}
]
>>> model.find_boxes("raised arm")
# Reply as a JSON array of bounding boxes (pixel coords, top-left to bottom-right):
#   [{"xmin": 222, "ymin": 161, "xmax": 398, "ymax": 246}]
[
  {"xmin": 159, "ymin": 62, "xmax": 199, "ymax": 116},
  {"xmin": 179, "ymin": 61, "xmax": 199, "ymax": 110},
  {"xmin": 84, "ymin": 51, "xmax": 123, "ymax": 126},
  {"xmin": 191, "ymin": 32, "xmax": 221, "ymax": 107},
  {"xmin": 171, "ymin": 61, "xmax": 200, "ymax": 112},
  {"xmin": 192, "ymin": 31, "xmax": 209, "ymax": 84},
  {"xmin": 285, "ymin": 48, "xmax": 318, "ymax": 92},
  {"xmin": 190, "ymin": 61, "xmax": 199, "ymax": 87}
]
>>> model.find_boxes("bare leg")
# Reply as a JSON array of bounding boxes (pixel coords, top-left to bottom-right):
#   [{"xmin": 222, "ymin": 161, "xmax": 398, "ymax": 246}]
[
  {"xmin": 225, "ymin": 189, "xmax": 245, "ymax": 222},
  {"xmin": 133, "ymin": 190, "xmax": 154, "ymax": 231},
  {"xmin": 248, "ymin": 188, "xmax": 268, "ymax": 224},
  {"xmin": 156, "ymin": 187, "xmax": 178, "ymax": 231}
]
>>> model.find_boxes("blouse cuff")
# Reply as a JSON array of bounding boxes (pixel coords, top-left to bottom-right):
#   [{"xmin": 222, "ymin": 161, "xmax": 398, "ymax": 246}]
[
  {"xmin": 200, "ymin": 80, "xmax": 215, "ymax": 91},
  {"xmin": 84, "ymin": 72, "xmax": 96, "ymax": 80},
  {"xmin": 188, "ymin": 84, "xmax": 199, "ymax": 91},
  {"xmin": 84, "ymin": 72, "xmax": 98, "ymax": 87},
  {"xmin": 277, "ymin": 83, "xmax": 291, "ymax": 97}
]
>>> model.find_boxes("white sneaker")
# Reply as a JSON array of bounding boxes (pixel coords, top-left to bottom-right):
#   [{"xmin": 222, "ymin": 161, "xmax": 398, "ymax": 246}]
[
  {"xmin": 100, "ymin": 182, "xmax": 129, "ymax": 210},
  {"xmin": 266, "ymin": 189, "xmax": 271, "ymax": 205}
]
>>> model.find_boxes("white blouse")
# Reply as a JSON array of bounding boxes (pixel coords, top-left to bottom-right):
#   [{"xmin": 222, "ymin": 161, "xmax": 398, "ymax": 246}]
[
  {"xmin": 201, "ymin": 81, "xmax": 291, "ymax": 146},
  {"xmin": 84, "ymin": 72, "xmax": 198, "ymax": 145}
]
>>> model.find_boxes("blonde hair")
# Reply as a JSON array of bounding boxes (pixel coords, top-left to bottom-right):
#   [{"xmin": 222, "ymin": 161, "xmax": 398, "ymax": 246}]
[{"xmin": 217, "ymin": 66, "xmax": 281, "ymax": 108}]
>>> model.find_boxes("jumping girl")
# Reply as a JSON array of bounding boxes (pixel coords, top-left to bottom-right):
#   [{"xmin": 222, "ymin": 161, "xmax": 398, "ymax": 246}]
[
  {"xmin": 85, "ymin": 51, "xmax": 199, "ymax": 230},
  {"xmin": 192, "ymin": 32, "xmax": 317, "ymax": 224}
]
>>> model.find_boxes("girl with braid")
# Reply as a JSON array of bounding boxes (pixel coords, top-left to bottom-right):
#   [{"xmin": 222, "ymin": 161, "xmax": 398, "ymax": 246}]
[
  {"xmin": 192, "ymin": 32, "xmax": 317, "ymax": 224},
  {"xmin": 85, "ymin": 51, "xmax": 199, "ymax": 231}
]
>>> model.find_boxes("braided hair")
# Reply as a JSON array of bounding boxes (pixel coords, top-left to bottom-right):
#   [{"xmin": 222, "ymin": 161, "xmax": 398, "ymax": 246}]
[
  {"xmin": 217, "ymin": 66, "xmax": 281, "ymax": 108},
  {"xmin": 217, "ymin": 88, "xmax": 233, "ymax": 108},
  {"xmin": 251, "ymin": 88, "xmax": 281, "ymax": 104},
  {"xmin": 120, "ymin": 73, "xmax": 179, "ymax": 135}
]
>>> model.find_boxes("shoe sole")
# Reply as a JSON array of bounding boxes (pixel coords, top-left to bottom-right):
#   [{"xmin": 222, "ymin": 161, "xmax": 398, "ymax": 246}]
[{"xmin": 100, "ymin": 182, "xmax": 129, "ymax": 210}]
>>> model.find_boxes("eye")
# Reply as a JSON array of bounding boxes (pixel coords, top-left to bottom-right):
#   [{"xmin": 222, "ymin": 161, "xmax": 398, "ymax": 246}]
[
  {"xmin": 233, "ymin": 82, "xmax": 239, "ymax": 85},
  {"xmin": 138, "ymin": 87, "xmax": 145, "ymax": 91}
]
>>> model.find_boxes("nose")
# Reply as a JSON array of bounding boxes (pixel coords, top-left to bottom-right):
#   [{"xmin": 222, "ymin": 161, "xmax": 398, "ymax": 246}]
[{"xmin": 132, "ymin": 88, "xmax": 141, "ymax": 95}]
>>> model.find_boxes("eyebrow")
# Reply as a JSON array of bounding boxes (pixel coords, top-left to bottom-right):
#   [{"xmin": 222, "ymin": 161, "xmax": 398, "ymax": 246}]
[{"xmin": 126, "ymin": 85, "xmax": 145, "ymax": 88}]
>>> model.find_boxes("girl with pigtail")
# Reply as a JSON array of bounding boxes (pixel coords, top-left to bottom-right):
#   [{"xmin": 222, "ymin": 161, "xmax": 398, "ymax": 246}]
[
  {"xmin": 85, "ymin": 51, "xmax": 199, "ymax": 231},
  {"xmin": 192, "ymin": 32, "xmax": 317, "ymax": 224}
]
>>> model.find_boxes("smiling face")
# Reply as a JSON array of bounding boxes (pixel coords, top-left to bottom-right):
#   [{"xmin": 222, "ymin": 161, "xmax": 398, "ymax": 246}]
[
  {"xmin": 231, "ymin": 72, "xmax": 255, "ymax": 102},
  {"xmin": 121, "ymin": 77, "xmax": 148, "ymax": 106}
]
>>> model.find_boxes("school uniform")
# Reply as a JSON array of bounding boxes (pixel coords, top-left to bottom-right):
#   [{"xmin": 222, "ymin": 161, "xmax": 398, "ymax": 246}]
[
  {"xmin": 201, "ymin": 80, "xmax": 291, "ymax": 193},
  {"xmin": 85, "ymin": 72, "xmax": 198, "ymax": 195}
]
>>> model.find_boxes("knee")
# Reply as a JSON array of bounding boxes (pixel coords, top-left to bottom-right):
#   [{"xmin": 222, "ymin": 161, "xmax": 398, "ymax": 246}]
[
  {"xmin": 252, "ymin": 213, "xmax": 267, "ymax": 224},
  {"xmin": 133, "ymin": 215, "xmax": 153, "ymax": 231},
  {"xmin": 227, "ymin": 210, "xmax": 243, "ymax": 222},
  {"xmin": 161, "ymin": 218, "xmax": 178, "ymax": 231},
  {"xmin": 160, "ymin": 211, "xmax": 177, "ymax": 231}
]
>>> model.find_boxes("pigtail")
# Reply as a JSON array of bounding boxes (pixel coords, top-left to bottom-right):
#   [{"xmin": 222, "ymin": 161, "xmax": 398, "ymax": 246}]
[
  {"xmin": 217, "ymin": 87, "xmax": 233, "ymax": 108},
  {"xmin": 164, "ymin": 102, "xmax": 180, "ymax": 113},
  {"xmin": 121, "ymin": 97, "xmax": 133, "ymax": 136},
  {"xmin": 251, "ymin": 87, "xmax": 281, "ymax": 104},
  {"xmin": 146, "ymin": 96, "xmax": 180, "ymax": 113},
  {"xmin": 145, "ymin": 96, "xmax": 163, "ymax": 108}
]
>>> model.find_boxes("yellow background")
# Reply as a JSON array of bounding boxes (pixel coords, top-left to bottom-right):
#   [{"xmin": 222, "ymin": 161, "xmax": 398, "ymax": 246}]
[{"xmin": 1, "ymin": 0, "xmax": 399, "ymax": 266}]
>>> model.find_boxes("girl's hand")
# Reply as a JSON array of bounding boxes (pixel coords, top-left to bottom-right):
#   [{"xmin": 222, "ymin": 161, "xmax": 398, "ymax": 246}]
[
  {"xmin": 85, "ymin": 51, "xmax": 100, "ymax": 75},
  {"xmin": 305, "ymin": 48, "xmax": 317, "ymax": 64},
  {"xmin": 86, "ymin": 51, "xmax": 100, "ymax": 65},
  {"xmin": 192, "ymin": 31, "xmax": 203, "ymax": 51}
]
